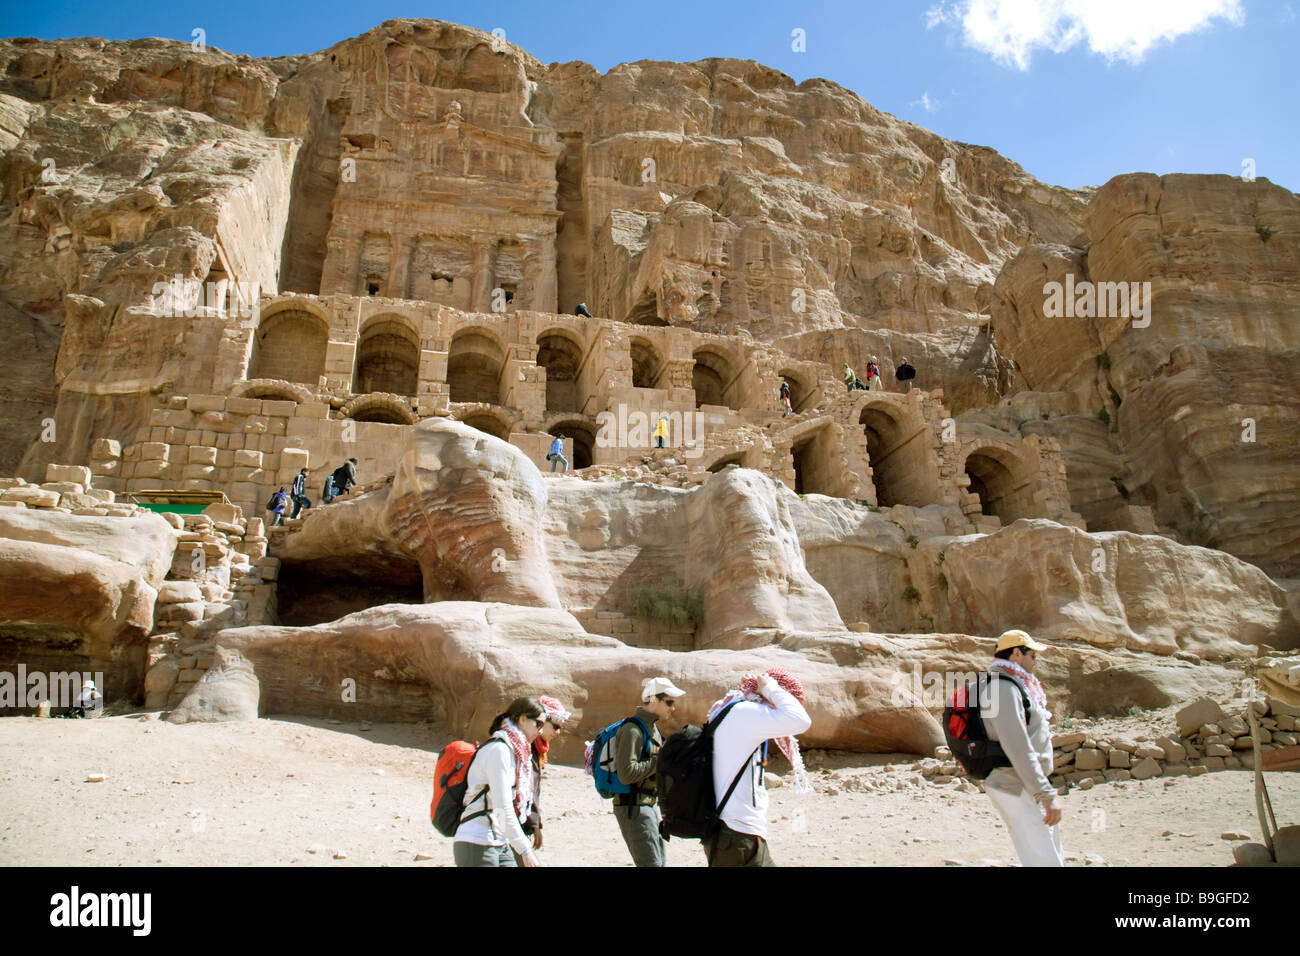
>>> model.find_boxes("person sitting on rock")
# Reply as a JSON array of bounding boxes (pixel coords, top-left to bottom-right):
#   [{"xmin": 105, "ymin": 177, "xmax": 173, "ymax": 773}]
[
  {"xmin": 546, "ymin": 435, "xmax": 568, "ymax": 472},
  {"xmin": 454, "ymin": 696, "xmax": 547, "ymax": 867},
  {"xmin": 779, "ymin": 380, "xmax": 792, "ymax": 417},
  {"xmin": 290, "ymin": 468, "xmax": 311, "ymax": 519},
  {"xmin": 980, "ymin": 630, "xmax": 1063, "ymax": 867},
  {"xmin": 703, "ymin": 669, "xmax": 812, "ymax": 867},
  {"xmin": 520, "ymin": 695, "xmax": 570, "ymax": 862},
  {"xmin": 574, "ymin": 303, "xmax": 593, "ymax": 318},
  {"xmin": 66, "ymin": 678, "xmax": 100, "ymax": 718},
  {"xmin": 895, "ymin": 357, "xmax": 917, "ymax": 393},
  {"xmin": 843, "ymin": 363, "xmax": 867, "ymax": 392},
  {"xmin": 267, "ymin": 487, "xmax": 290, "ymax": 526}
]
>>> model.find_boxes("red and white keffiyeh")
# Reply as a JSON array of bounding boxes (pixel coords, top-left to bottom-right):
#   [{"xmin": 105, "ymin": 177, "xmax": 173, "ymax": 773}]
[
  {"xmin": 537, "ymin": 695, "xmax": 570, "ymax": 726},
  {"xmin": 706, "ymin": 669, "xmax": 813, "ymax": 795},
  {"xmin": 988, "ymin": 659, "xmax": 1051, "ymax": 719},
  {"xmin": 492, "ymin": 718, "xmax": 534, "ymax": 821}
]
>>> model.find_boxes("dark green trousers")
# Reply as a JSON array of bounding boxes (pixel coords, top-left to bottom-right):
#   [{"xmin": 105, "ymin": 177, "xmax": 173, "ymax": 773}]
[{"xmin": 703, "ymin": 823, "xmax": 775, "ymax": 867}]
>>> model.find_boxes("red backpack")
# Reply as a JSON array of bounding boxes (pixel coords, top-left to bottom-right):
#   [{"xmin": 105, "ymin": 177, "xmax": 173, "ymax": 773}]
[
  {"xmin": 942, "ymin": 673, "xmax": 1030, "ymax": 779},
  {"xmin": 429, "ymin": 738, "xmax": 505, "ymax": 836}
]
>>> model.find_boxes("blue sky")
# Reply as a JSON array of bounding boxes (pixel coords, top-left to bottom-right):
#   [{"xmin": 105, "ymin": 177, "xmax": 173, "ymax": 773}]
[{"xmin": 4, "ymin": 0, "xmax": 1295, "ymax": 191}]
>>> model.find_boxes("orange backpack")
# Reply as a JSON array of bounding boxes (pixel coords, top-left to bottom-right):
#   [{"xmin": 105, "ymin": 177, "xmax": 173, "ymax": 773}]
[{"xmin": 430, "ymin": 738, "xmax": 504, "ymax": 836}]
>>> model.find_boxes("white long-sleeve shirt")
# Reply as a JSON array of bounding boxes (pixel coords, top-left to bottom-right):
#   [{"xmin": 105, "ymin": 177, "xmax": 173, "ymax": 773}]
[
  {"xmin": 980, "ymin": 672, "xmax": 1055, "ymax": 802},
  {"xmin": 452, "ymin": 739, "xmax": 533, "ymax": 857},
  {"xmin": 711, "ymin": 685, "xmax": 811, "ymax": 839}
]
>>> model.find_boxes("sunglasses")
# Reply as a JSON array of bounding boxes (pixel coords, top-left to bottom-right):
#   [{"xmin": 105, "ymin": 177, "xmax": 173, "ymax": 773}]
[{"xmin": 657, "ymin": 696, "xmax": 677, "ymax": 708}]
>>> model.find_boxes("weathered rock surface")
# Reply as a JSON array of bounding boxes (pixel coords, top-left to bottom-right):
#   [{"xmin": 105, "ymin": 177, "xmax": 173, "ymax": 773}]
[
  {"xmin": 165, "ymin": 645, "xmax": 260, "ymax": 724},
  {"xmin": 201, "ymin": 601, "xmax": 944, "ymax": 756},
  {"xmin": 992, "ymin": 173, "xmax": 1300, "ymax": 576}
]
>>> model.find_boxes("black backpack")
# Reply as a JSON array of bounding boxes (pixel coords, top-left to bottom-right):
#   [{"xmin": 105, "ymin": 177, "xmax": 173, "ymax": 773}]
[
  {"xmin": 656, "ymin": 703, "xmax": 758, "ymax": 840},
  {"xmin": 943, "ymin": 672, "xmax": 1031, "ymax": 779}
]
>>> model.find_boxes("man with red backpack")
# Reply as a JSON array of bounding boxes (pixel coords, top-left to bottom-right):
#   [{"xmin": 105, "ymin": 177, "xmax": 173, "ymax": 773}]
[{"xmin": 979, "ymin": 630, "xmax": 1063, "ymax": 866}]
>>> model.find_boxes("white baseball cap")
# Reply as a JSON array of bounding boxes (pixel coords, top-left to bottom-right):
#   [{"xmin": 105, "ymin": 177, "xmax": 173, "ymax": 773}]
[{"xmin": 642, "ymin": 677, "xmax": 685, "ymax": 701}]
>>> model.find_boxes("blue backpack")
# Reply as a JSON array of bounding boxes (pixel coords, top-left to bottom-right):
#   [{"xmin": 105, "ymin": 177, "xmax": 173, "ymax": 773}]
[{"xmin": 586, "ymin": 716, "xmax": 652, "ymax": 798}]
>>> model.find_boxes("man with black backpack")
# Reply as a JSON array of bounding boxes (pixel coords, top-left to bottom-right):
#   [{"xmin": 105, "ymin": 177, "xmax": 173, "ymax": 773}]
[
  {"xmin": 980, "ymin": 630, "xmax": 1063, "ymax": 867},
  {"xmin": 322, "ymin": 458, "xmax": 358, "ymax": 503},
  {"xmin": 611, "ymin": 676, "xmax": 684, "ymax": 867},
  {"xmin": 702, "ymin": 669, "xmax": 811, "ymax": 867}
]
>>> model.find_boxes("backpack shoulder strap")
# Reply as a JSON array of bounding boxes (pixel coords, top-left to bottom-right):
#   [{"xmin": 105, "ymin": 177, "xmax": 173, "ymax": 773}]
[
  {"xmin": 459, "ymin": 737, "xmax": 509, "ymax": 823},
  {"xmin": 709, "ymin": 702, "xmax": 760, "ymax": 812},
  {"xmin": 989, "ymin": 671, "xmax": 1032, "ymax": 722},
  {"xmin": 624, "ymin": 715, "xmax": 653, "ymax": 755}
]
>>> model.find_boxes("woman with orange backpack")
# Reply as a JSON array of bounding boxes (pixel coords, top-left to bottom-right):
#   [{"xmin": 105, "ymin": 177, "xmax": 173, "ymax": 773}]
[
  {"xmin": 518, "ymin": 695, "xmax": 570, "ymax": 861},
  {"xmin": 453, "ymin": 697, "xmax": 548, "ymax": 867}
]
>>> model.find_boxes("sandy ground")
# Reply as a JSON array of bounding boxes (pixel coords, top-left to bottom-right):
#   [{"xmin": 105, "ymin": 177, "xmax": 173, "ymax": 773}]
[{"xmin": 2, "ymin": 714, "xmax": 1295, "ymax": 867}]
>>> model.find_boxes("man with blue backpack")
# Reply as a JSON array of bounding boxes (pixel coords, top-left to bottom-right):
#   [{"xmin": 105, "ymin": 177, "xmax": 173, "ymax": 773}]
[{"xmin": 588, "ymin": 676, "xmax": 684, "ymax": 866}]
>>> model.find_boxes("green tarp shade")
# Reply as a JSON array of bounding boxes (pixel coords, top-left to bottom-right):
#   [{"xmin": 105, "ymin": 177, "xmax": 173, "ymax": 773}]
[{"xmin": 135, "ymin": 502, "xmax": 208, "ymax": 515}]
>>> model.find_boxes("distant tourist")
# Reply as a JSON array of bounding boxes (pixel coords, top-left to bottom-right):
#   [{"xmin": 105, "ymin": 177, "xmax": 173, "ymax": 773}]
[
  {"xmin": 895, "ymin": 357, "xmax": 916, "ymax": 393},
  {"xmin": 453, "ymin": 697, "xmax": 547, "ymax": 867},
  {"xmin": 653, "ymin": 416, "xmax": 668, "ymax": 449},
  {"xmin": 266, "ymin": 487, "xmax": 290, "ymax": 526},
  {"xmin": 779, "ymin": 380, "xmax": 792, "ymax": 417},
  {"xmin": 290, "ymin": 468, "xmax": 311, "ymax": 519},
  {"xmin": 574, "ymin": 303, "xmax": 593, "ymax": 317},
  {"xmin": 322, "ymin": 458, "xmax": 358, "ymax": 503},
  {"xmin": 546, "ymin": 434, "xmax": 568, "ymax": 472},
  {"xmin": 702, "ymin": 669, "xmax": 811, "ymax": 867},
  {"xmin": 520, "ymin": 695, "xmax": 571, "ymax": 861},
  {"xmin": 979, "ymin": 630, "xmax": 1063, "ymax": 867},
  {"xmin": 865, "ymin": 356, "xmax": 882, "ymax": 390},
  {"xmin": 66, "ymin": 678, "xmax": 100, "ymax": 718},
  {"xmin": 843, "ymin": 363, "xmax": 867, "ymax": 392}
]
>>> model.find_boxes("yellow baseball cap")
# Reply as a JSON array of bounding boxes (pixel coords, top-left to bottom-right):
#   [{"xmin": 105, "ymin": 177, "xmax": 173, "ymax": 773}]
[{"xmin": 995, "ymin": 629, "xmax": 1047, "ymax": 653}]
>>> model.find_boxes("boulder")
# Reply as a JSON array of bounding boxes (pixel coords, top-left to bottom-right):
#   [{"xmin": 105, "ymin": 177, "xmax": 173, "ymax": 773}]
[
  {"xmin": 190, "ymin": 602, "xmax": 943, "ymax": 757},
  {"xmin": 166, "ymin": 646, "xmax": 260, "ymax": 723},
  {"xmin": 1177, "ymin": 698, "xmax": 1225, "ymax": 737}
]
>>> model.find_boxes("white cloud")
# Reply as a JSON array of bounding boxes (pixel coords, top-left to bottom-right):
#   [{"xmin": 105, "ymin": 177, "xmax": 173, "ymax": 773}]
[
  {"xmin": 924, "ymin": 0, "xmax": 1245, "ymax": 69},
  {"xmin": 912, "ymin": 91, "xmax": 940, "ymax": 112}
]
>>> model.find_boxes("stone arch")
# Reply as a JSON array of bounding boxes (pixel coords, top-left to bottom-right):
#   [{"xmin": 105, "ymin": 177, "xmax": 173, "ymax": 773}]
[
  {"xmin": 353, "ymin": 314, "xmax": 420, "ymax": 397},
  {"xmin": 857, "ymin": 399, "xmax": 937, "ymax": 508},
  {"xmin": 229, "ymin": 379, "xmax": 315, "ymax": 404},
  {"xmin": 692, "ymin": 347, "xmax": 738, "ymax": 410},
  {"xmin": 536, "ymin": 328, "xmax": 585, "ymax": 415},
  {"xmin": 456, "ymin": 406, "xmax": 517, "ymax": 441},
  {"xmin": 786, "ymin": 421, "xmax": 842, "ymax": 497},
  {"xmin": 447, "ymin": 327, "xmax": 506, "ymax": 404},
  {"xmin": 248, "ymin": 308, "xmax": 329, "ymax": 385},
  {"xmin": 963, "ymin": 445, "xmax": 1033, "ymax": 522},
  {"xmin": 340, "ymin": 393, "xmax": 418, "ymax": 425},
  {"xmin": 630, "ymin": 336, "xmax": 666, "ymax": 389},
  {"xmin": 547, "ymin": 417, "xmax": 596, "ymax": 470}
]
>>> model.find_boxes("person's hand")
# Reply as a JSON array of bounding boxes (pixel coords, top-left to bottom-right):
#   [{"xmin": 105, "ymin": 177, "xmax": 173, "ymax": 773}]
[
  {"xmin": 1041, "ymin": 796, "xmax": 1062, "ymax": 826},
  {"xmin": 756, "ymin": 673, "xmax": 779, "ymax": 699},
  {"xmin": 520, "ymin": 849, "xmax": 544, "ymax": 867},
  {"xmin": 532, "ymin": 829, "xmax": 543, "ymax": 850}
]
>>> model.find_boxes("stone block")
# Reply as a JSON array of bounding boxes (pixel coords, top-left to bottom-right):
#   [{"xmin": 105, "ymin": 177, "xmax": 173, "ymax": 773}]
[
  {"xmin": 138, "ymin": 442, "xmax": 170, "ymax": 461},
  {"xmin": 92, "ymin": 439, "xmax": 122, "ymax": 460},
  {"xmin": 233, "ymin": 449, "xmax": 263, "ymax": 468},
  {"xmin": 1130, "ymin": 757, "xmax": 1162, "ymax": 779},
  {"xmin": 41, "ymin": 481, "xmax": 85, "ymax": 495},
  {"xmin": 0, "ymin": 478, "xmax": 26, "ymax": 489},
  {"xmin": 1102, "ymin": 769, "xmax": 1131, "ymax": 782},
  {"xmin": 1074, "ymin": 748, "xmax": 1106, "ymax": 771},
  {"xmin": 261, "ymin": 400, "xmax": 298, "ymax": 417},
  {"xmin": 85, "ymin": 488, "xmax": 115, "ymax": 503},
  {"xmin": 0, "ymin": 500, "xmax": 28, "ymax": 508},
  {"xmin": 90, "ymin": 459, "xmax": 121, "ymax": 478},
  {"xmin": 246, "ymin": 517, "xmax": 265, "ymax": 537},
  {"xmin": 1162, "ymin": 763, "xmax": 1190, "ymax": 777},
  {"xmin": 1134, "ymin": 744, "xmax": 1166, "ymax": 761},
  {"xmin": 1176, "ymin": 698, "xmax": 1224, "ymax": 736},
  {"xmin": 1108, "ymin": 749, "xmax": 1131, "ymax": 768},
  {"xmin": 1156, "ymin": 737, "xmax": 1187, "ymax": 763},
  {"xmin": 295, "ymin": 403, "xmax": 330, "ymax": 419},
  {"xmin": 45, "ymin": 464, "xmax": 92, "ymax": 485},
  {"xmin": 281, "ymin": 448, "xmax": 310, "ymax": 472},
  {"xmin": 187, "ymin": 395, "xmax": 227, "ymax": 414},
  {"xmin": 177, "ymin": 668, "xmax": 206, "ymax": 683},
  {"xmin": 2, "ymin": 486, "xmax": 61, "ymax": 507},
  {"xmin": 1203, "ymin": 756, "xmax": 1226, "ymax": 771},
  {"xmin": 1054, "ymin": 732, "xmax": 1086, "ymax": 748},
  {"xmin": 187, "ymin": 445, "xmax": 218, "ymax": 465},
  {"xmin": 1220, "ymin": 715, "xmax": 1248, "ymax": 736},
  {"xmin": 1205, "ymin": 742, "xmax": 1233, "ymax": 758},
  {"xmin": 183, "ymin": 464, "xmax": 216, "ymax": 481}
]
